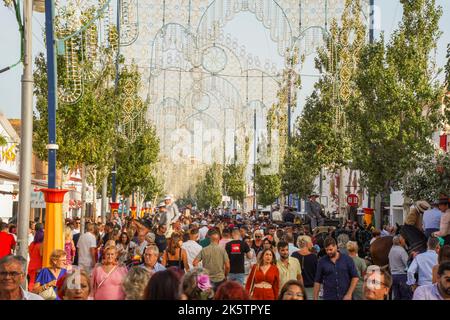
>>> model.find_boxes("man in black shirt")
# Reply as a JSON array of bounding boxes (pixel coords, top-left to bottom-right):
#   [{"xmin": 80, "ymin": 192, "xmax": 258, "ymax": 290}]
[
  {"xmin": 283, "ymin": 208, "xmax": 296, "ymax": 223},
  {"xmin": 225, "ymin": 228, "xmax": 252, "ymax": 285}
]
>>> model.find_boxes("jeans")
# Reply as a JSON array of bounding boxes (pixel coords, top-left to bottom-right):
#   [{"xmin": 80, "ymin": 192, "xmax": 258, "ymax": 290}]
[
  {"xmin": 392, "ymin": 274, "xmax": 412, "ymax": 300},
  {"xmin": 228, "ymin": 273, "xmax": 246, "ymax": 285},
  {"xmin": 309, "ymin": 215, "xmax": 325, "ymax": 229}
]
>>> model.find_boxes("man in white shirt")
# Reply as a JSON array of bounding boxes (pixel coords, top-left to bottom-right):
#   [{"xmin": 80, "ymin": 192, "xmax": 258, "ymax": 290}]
[
  {"xmin": 407, "ymin": 237, "xmax": 440, "ymax": 288},
  {"xmin": 0, "ymin": 255, "xmax": 43, "ymax": 300},
  {"xmin": 164, "ymin": 195, "xmax": 180, "ymax": 237},
  {"xmin": 182, "ymin": 228, "xmax": 203, "ymax": 269},
  {"xmin": 199, "ymin": 221, "xmax": 209, "ymax": 241},
  {"xmin": 271, "ymin": 207, "xmax": 282, "ymax": 222},
  {"xmin": 76, "ymin": 223, "xmax": 97, "ymax": 274}
]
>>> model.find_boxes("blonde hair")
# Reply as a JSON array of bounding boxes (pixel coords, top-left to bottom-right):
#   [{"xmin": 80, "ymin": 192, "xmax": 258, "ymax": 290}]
[
  {"xmin": 297, "ymin": 235, "xmax": 312, "ymax": 249},
  {"xmin": 103, "ymin": 245, "xmax": 118, "ymax": 254},
  {"xmin": 346, "ymin": 241, "xmax": 359, "ymax": 253},
  {"xmin": 64, "ymin": 227, "xmax": 73, "ymax": 241},
  {"xmin": 50, "ymin": 249, "xmax": 67, "ymax": 267}
]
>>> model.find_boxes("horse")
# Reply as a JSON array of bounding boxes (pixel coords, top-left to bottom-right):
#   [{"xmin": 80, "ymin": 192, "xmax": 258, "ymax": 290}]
[{"xmin": 370, "ymin": 224, "xmax": 427, "ymax": 267}]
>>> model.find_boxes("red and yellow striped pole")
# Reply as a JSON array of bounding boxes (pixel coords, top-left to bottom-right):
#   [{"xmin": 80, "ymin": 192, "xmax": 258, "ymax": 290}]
[{"xmin": 41, "ymin": 188, "xmax": 68, "ymax": 267}]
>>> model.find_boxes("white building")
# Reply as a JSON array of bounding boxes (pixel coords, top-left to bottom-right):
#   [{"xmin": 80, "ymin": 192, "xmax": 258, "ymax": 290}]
[{"xmin": 0, "ymin": 113, "xmax": 20, "ymax": 222}]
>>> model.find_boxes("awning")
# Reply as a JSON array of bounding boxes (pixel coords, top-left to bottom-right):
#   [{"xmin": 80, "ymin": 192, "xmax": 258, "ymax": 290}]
[{"xmin": 0, "ymin": 169, "xmax": 48, "ymax": 188}]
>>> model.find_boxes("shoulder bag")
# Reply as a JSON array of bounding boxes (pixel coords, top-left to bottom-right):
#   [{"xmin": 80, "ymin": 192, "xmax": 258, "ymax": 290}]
[
  {"xmin": 249, "ymin": 265, "xmax": 259, "ymax": 297},
  {"xmin": 96, "ymin": 265, "xmax": 118, "ymax": 290}
]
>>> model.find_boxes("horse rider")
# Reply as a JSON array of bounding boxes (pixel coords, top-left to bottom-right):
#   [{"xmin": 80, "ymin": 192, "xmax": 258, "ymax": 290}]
[
  {"xmin": 163, "ymin": 195, "xmax": 180, "ymax": 237},
  {"xmin": 404, "ymin": 200, "xmax": 431, "ymax": 231},
  {"xmin": 305, "ymin": 193, "xmax": 325, "ymax": 229}
]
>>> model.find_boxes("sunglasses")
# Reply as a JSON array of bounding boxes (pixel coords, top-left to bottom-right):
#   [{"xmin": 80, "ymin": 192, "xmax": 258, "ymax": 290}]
[{"xmin": 0, "ymin": 271, "xmax": 23, "ymax": 278}]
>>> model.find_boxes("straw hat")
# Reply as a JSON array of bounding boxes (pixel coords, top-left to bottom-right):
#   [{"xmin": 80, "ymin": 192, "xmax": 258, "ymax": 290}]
[{"xmin": 415, "ymin": 200, "xmax": 431, "ymax": 214}]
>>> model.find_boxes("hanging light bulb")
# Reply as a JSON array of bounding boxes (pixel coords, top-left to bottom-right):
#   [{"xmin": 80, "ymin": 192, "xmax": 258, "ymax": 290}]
[{"xmin": 33, "ymin": 0, "xmax": 45, "ymax": 13}]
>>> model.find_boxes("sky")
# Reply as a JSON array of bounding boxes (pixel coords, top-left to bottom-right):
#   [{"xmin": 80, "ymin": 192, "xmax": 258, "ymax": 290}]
[{"xmin": 0, "ymin": 0, "xmax": 449, "ymax": 120}]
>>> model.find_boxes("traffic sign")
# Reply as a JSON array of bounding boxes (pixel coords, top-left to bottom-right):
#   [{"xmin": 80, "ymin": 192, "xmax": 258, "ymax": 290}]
[{"xmin": 347, "ymin": 194, "xmax": 359, "ymax": 207}]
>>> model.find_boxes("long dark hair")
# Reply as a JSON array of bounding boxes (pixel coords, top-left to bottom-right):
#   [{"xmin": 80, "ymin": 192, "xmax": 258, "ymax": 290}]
[
  {"xmin": 143, "ymin": 268, "xmax": 182, "ymax": 300},
  {"xmin": 33, "ymin": 229, "xmax": 44, "ymax": 243},
  {"xmin": 119, "ymin": 232, "xmax": 130, "ymax": 246},
  {"xmin": 257, "ymin": 248, "xmax": 276, "ymax": 266}
]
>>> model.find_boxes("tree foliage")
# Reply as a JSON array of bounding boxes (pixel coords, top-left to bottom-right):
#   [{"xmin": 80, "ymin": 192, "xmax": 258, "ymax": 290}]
[
  {"xmin": 195, "ymin": 163, "xmax": 223, "ymax": 210},
  {"xmin": 223, "ymin": 163, "xmax": 246, "ymax": 203},
  {"xmin": 115, "ymin": 123, "xmax": 160, "ymax": 198},
  {"xmin": 33, "ymin": 48, "xmax": 117, "ymax": 176},
  {"xmin": 255, "ymin": 163, "xmax": 281, "ymax": 207},
  {"xmin": 281, "ymin": 140, "xmax": 317, "ymax": 199},
  {"xmin": 445, "ymin": 44, "xmax": 450, "ymax": 121},
  {"xmin": 348, "ymin": 0, "xmax": 443, "ymax": 194},
  {"xmin": 401, "ymin": 152, "xmax": 450, "ymax": 202}
]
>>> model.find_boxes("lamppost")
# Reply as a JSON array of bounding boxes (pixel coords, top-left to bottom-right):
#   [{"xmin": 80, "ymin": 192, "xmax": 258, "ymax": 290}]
[
  {"xmin": 16, "ymin": 0, "xmax": 35, "ymax": 262},
  {"xmin": 253, "ymin": 108, "xmax": 257, "ymax": 213},
  {"xmin": 37, "ymin": 0, "xmax": 68, "ymax": 267},
  {"xmin": 110, "ymin": 0, "xmax": 121, "ymax": 217}
]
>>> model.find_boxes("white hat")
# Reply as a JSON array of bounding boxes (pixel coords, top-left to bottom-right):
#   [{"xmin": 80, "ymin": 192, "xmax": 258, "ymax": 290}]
[
  {"xmin": 164, "ymin": 195, "xmax": 172, "ymax": 200},
  {"xmin": 158, "ymin": 202, "xmax": 166, "ymax": 208}
]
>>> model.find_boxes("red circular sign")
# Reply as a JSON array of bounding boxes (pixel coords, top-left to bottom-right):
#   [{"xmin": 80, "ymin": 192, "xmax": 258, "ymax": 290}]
[{"xmin": 347, "ymin": 194, "xmax": 359, "ymax": 207}]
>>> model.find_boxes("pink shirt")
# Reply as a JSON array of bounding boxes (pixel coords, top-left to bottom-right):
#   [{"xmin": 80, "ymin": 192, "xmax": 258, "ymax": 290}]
[
  {"xmin": 435, "ymin": 209, "xmax": 450, "ymax": 237},
  {"xmin": 91, "ymin": 265, "xmax": 127, "ymax": 300},
  {"xmin": 219, "ymin": 238, "xmax": 231, "ymax": 249}
]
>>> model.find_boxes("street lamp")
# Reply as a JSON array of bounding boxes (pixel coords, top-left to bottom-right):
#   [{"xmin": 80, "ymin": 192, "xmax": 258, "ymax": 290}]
[{"xmin": 17, "ymin": 0, "xmax": 42, "ymax": 263}]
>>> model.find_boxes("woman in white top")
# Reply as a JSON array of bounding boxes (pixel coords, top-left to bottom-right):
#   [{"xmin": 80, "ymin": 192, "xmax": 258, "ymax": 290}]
[{"xmin": 243, "ymin": 236, "xmax": 256, "ymax": 285}]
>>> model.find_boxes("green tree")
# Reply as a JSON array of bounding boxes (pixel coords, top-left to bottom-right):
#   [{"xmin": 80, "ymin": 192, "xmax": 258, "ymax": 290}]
[
  {"xmin": 255, "ymin": 163, "xmax": 281, "ymax": 207},
  {"xmin": 348, "ymin": 0, "xmax": 444, "ymax": 194},
  {"xmin": 445, "ymin": 44, "xmax": 450, "ymax": 121},
  {"xmin": 223, "ymin": 163, "xmax": 246, "ymax": 203},
  {"xmin": 401, "ymin": 152, "xmax": 450, "ymax": 202},
  {"xmin": 195, "ymin": 163, "xmax": 223, "ymax": 210},
  {"xmin": 281, "ymin": 138, "xmax": 317, "ymax": 199},
  {"xmin": 32, "ymin": 7, "xmax": 118, "ymax": 178},
  {"xmin": 115, "ymin": 123, "xmax": 160, "ymax": 199}
]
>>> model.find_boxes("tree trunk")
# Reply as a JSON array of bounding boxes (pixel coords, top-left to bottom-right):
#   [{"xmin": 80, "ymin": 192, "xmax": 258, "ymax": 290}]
[
  {"xmin": 101, "ymin": 176, "xmax": 107, "ymax": 222},
  {"xmin": 375, "ymin": 193, "xmax": 382, "ymax": 229},
  {"xmin": 80, "ymin": 164, "xmax": 87, "ymax": 234},
  {"xmin": 338, "ymin": 167, "xmax": 346, "ymax": 221},
  {"xmin": 92, "ymin": 169, "xmax": 97, "ymax": 221}
]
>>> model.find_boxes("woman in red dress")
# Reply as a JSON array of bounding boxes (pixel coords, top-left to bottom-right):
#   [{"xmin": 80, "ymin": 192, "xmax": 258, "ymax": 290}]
[
  {"xmin": 28, "ymin": 226, "xmax": 44, "ymax": 291},
  {"xmin": 245, "ymin": 248, "xmax": 279, "ymax": 300}
]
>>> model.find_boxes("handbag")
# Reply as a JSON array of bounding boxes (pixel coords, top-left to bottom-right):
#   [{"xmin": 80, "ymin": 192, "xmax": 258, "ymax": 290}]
[{"xmin": 39, "ymin": 286, "xmax": 57, "ymax": 300}]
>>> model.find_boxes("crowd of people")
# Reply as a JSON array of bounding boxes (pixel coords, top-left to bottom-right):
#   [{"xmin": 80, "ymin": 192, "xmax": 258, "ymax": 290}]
[{"xmin": 0, "ymin": 194, "xmax": 449, "ymax": 301}]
